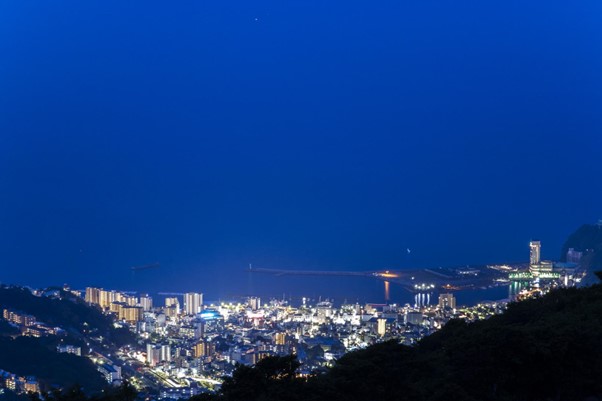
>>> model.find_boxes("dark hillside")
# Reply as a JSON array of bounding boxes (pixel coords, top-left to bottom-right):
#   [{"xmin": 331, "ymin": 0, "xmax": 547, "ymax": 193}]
[
  {"xmin": 191, "ymin": 276, "xmax": 602, "ymax": 401},
  {"xmin": 0, "ymin": 286, "xmax": 136, "ymax": 394},
  {"xmin": 0, "ymin": 336, "xmax": 106, "ymax": 393},
  {"xmin": 0, "ymin": 286, "xmax": 134, "ymax": 346}
]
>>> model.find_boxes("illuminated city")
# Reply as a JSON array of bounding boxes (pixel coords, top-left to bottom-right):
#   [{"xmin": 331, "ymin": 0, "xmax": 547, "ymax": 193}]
[
  {"xmin": 1, "ymin": 0, "xmax": 601, "ymax": 400},
  {"xmin": 0, "ymin": 238, "xmax": 585, "ymax": 398}
]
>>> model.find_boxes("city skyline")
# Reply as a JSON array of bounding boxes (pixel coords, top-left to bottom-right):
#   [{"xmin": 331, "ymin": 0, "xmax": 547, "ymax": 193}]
[
  {"xmin": 66, "ymin": 235, "xmax": 579, "ymax": 308},
  {"xmin": 1, "ymin": 1, "xmax": 601, "ymax": 399}
]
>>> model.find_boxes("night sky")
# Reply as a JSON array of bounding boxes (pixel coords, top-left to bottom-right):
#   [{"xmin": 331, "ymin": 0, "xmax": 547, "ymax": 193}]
[{"xmin": 1, "ymin": 1, "xmax": 601, "ymax": 297}]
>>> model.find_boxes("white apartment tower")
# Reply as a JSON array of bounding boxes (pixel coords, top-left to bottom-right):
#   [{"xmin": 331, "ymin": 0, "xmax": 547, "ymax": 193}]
[
  {"xmin": 139, "ymin": 295, "xmax": 153, "ymax": 311},
  {"xmin": 530, "ymin": 240, "xmax": 541, "ymax": 265},
  {"xmin": 184, "ymin": 292, "xmax": 203, "ymax": 315}
]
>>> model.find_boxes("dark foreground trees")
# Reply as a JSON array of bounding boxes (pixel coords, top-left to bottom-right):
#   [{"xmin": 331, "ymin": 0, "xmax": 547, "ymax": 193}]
[
  {"xmin": 25, "ymin": 381, "xmax": 137, "ymax": 401},
  {"xmin": 194, "ymin": 275, "xmax": 602, "ymax": 401}
]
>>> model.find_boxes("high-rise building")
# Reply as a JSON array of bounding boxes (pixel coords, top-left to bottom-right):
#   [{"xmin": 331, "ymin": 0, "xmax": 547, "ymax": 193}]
[
  {"xmin": 124, "ymin": 295, "xmax": 138, "ymax": 306},
  {"xmin": 160, "ymin": 344, "xmax": 171, "ymax": 362},
  {"xmin": 86, "ymin": 288, "xmax": 138, "ymax": 310},
  {"xmin": 193, "ymin": 341, "xmax": 215, "ymax": 358},
  {"xmin": 184, "ymin": 293, "xmax": 203, "ymax": 315},
  {"xmin": 112, "ymin": 302, "xmax": 142, "ymax": 323},
  {"xmin": 530, "ymin": 240, "xmax": 541, "ymax": 265},
  {"xmin": 85, "ymin": 287, "xmax": 100, "ymax": 305},
  {"xmin": 146, "ymin": 344, "xmax": 160, "ymax": 366},
  {"xmin": 110, "ymin": 301, "xmax": 123, "ymax": 314},
  {"xmin": 98, "ymin": 290, "xmax": 120, "ymax": 309},
  {"xmin": 438, "ymin": 293, "xmax": 456, "ymax": 310},
  {"xmin": 194, "ymin": 320, "xmax": 205, "ymax": 340},
  {"xmin": 165, "ymin": 297, "xmax": 180, "ymax": 315},
  {"xmin": 139, "ymin": 295, "xmax": 153, "ymax": 311},
  {"xmin": 121, "ymin": 306, "xmax": 143, "ymax": 323},
  {"xmin": 146, "ymin": 344, "xmax": 170, "ymax": 366},
  {"xmin": 377, "ymin": 318, "xmax": 387, "ymax": 336}
]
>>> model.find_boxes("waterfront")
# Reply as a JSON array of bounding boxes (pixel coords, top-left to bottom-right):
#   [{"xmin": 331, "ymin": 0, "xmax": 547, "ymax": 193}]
[
  {"xmin": 246, "ymin": 273, "xmax": 513, "ymax": 307},
  {"xmin": 157, "ymin": 271, "xmax": 520, "ymax": 308}
]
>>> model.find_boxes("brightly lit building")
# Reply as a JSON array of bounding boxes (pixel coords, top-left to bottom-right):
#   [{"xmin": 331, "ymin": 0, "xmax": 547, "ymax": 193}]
[
  {"xmin": 120, "ymin": 306, "xmax": 143, "ymax": 323},
  {"xmin": 529, "ymin": 241, "xmax": 556, "ymax": 277},
  {"xmin": 377, "ymin": 318, "xmax": 387, "ymax": 336},
  {"xmin": 164, "ymin": 297, "xmax": 180, "ymax": 317},
  {"xmin": 529, "ymin": 240, "xmax": 541, "ymax": 265},
  {"xmin": 139, "ymin": 294, "xmax": 153, "ymax": 311},
  {"xmin": 97, "ymin": 364, "xmax": 121, "ymax": 384},
  {"xmin": 99, "ymin": 289, "xmax": 122, "ymax": 309},
  {"xmin": 85, "ymin": 287, "xmax": 101, "ymax": 305},
  {"xmin": 184, "ymin": 292, "xmax": 203, "ymax": 315},
  {"xmin": 2, "ymin": 309, "xmax": 35, "ymax": 326},
  {"xmin": 146, "ymin": 344, "xmax": 171, "ymax": 366},
  {"xmin": 193, "ymin": 340, "xmax": 215, "ymax": 358}
]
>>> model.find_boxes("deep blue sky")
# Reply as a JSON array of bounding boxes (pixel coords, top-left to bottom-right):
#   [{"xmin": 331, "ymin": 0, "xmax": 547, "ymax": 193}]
[{"xmin": 0, "ymin": 1, "xmax": 601, "ymax": 297}]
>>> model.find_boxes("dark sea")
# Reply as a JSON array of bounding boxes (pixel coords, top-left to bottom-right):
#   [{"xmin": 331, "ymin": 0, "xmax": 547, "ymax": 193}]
[
  {"xmin": 212, "ymin": 272, "xmax": 518, "ymax": 307},
  {"xmin": 123, "ymin": 267, "xmax": 523, "ymax": 308}
]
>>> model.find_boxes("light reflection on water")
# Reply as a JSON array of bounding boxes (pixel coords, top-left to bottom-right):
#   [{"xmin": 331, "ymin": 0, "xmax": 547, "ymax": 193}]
[
  {"xmin": 239, "ymin": 273, "xmax": 518, "ymax": 307},
  {"xmin": 384, "ymin": 281, "xmax": 390, "ymax": 302},
  {"xmin": 414, "ymin": 292, "xmax": 431, "ymax": 307}
]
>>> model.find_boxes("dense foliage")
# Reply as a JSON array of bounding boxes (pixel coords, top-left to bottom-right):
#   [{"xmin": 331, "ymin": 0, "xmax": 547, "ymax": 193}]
[
  {"xmin": 0, "ymin": 336, "xmax": 106, "ymax": 394},
  {"xmin": 33, "ymin": 381, "xmax": 136, "ymax": 401},
  {"xmin": 191, "ymin": 275, "xmax": 602, "ymax": 401},
  {"xmin": 0, "ymin": 319, "xmax": 19, "ymax": 336}
]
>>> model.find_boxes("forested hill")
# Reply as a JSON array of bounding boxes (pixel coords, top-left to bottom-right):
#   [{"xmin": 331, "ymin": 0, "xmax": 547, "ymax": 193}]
[
  {"xmin": 0, "ymin": 285, "xmax": 134, "ymax": 347},
  {"xmin": 190, "ymin": 273, "xmax": 602, "ymax": 401},
  {"xmin": 0, "ymin": 286, "xmax": 135, "ymax": 395}
]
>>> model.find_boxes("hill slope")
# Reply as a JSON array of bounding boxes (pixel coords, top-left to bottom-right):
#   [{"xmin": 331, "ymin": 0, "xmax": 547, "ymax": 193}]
[
  {"xmin": 0, "ymin": 336, "xmax": 106, "ymax": 393},
  {"xmin": 196, "ymin": 276, "xmax": 602, "ymax": 401},
  {"xmin": 0, "ymin": 286, "xmax": 135, "ymax": 394},
  {"xmin": 0, "ymin": 285, "xmax": 135, "ymax": 347}
]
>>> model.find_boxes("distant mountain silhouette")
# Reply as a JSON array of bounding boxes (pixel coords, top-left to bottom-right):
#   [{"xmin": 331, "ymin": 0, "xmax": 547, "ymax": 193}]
[{"xmin": 561, "ymin": 223, "xmax": 602, "ymax": 285}]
